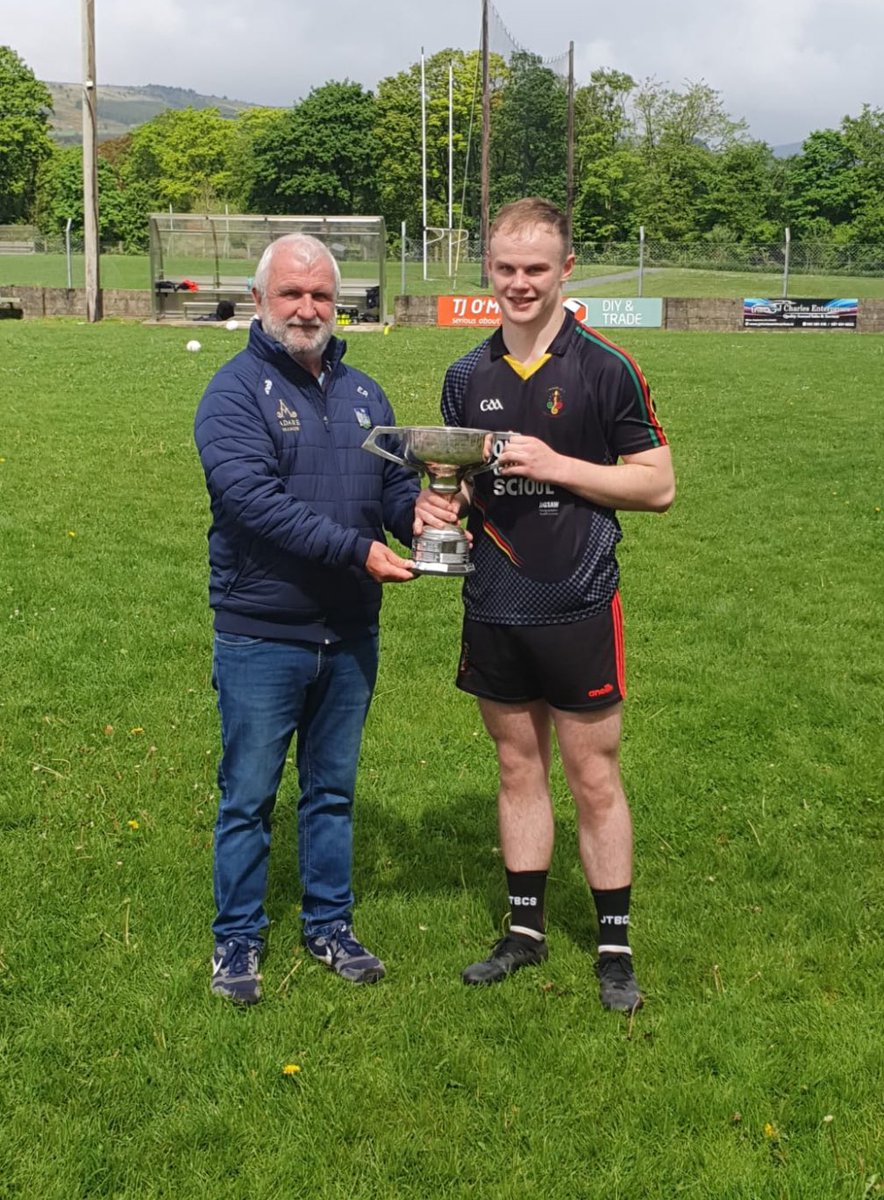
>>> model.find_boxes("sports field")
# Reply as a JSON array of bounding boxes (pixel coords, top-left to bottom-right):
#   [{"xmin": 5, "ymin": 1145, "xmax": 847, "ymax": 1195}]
[
  {"xmin": 0, "ymin": 320, "xmax": 881, "ymax": 1198},
  {"xmin": 3, "ymin": 251, "xmax": 884, "ymax": 310}
]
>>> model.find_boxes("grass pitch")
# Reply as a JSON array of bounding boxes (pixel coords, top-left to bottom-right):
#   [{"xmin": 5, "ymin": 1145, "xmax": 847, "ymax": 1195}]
[{"xmin": 0, "ymin": 320, "xmax": 881, "ymax": 1198}]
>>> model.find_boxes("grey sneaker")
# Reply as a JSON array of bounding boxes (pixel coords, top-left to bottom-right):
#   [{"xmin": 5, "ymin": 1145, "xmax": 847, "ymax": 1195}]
[
  {"xmin": 211, "ymin": 936, "xmax": 263, "ymax": 1005},
  {"xmin": 305, "ymin": 924, "xmax": 385, "ymax": 984},
  {"xmin": 597, "ymin": 952, "xmax": 643, "ymax": 1012},
  {"xmin": 462, "ymin": 933, "xmax": 548, "ymax": 985}
]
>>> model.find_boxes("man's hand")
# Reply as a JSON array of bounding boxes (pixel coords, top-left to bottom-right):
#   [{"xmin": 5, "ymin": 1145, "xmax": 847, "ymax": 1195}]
[
  {"xmin": 413, "ymin": 486, "xmax": 468, "ymax": 537},
  {"xmin": 364, "ymin": 541, "xmax": 415, "ymax": 583}
]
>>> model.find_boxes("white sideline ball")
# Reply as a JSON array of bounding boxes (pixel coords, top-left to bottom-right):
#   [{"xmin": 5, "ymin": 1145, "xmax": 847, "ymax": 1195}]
[
  {"xmin": 225, "ymin": 319, "xmax": 238, "ymax": 331},
  {"xmin": 185, "ymin": 339, "xmax": 202, "ymax": 352}
]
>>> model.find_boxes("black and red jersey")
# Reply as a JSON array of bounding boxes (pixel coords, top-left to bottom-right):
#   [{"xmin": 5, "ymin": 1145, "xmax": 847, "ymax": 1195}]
[{"xmin": 441, "ymin": 310, "xmax": 667, "ymax": 625}]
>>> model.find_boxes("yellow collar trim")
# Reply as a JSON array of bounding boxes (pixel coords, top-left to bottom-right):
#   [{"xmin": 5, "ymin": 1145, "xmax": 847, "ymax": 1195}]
[{"xmin": 503, "ymin": 352, "xmax": 551, "ymax": 380}]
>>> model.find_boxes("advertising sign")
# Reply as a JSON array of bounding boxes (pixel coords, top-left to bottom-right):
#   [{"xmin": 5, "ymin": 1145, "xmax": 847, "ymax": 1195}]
[
  {"xmin": 565, "ymin": 298, "xmax": 663, "ymax": 328},
  {"xmin": 437, "ymin": 295, "xmax": 501, "ymax": 327},
  {"xmin": 743, "ymin": 298, "xmax": 858, "ymax": 329},
  {"xmin": 437, "ymin": 295, "xmax": 664, "ymax": 329}
]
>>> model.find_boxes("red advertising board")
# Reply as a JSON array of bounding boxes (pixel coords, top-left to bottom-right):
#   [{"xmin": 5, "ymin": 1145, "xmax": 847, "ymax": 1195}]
[{"xmin": 437, "ymin": 295, "xmax": 501, "ymax": 327}]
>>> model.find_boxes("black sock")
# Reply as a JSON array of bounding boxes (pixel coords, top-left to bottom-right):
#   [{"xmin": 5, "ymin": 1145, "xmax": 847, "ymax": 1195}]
[
  {"xmin": 592, "ymin": 885, "xmax": 632, "ymax": 954},
  {"xmin": 506, "ymin": 869, "xmax": 547, "ymax": 939}
]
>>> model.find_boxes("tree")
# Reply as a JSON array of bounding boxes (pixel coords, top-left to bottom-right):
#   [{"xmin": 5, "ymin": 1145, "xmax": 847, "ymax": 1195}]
[
  {"xmin": 696, "ymin": 140, "xmax": 783, "ymax": 242},
  {"xmin": 126, "ymin": 107, "xmax": 238, "ymax": 211},
  {"xmin": 489, "ymin": 52, "xmax": 568, "ymax": 212},
  {"xmin": 226, "ymin": 107, "xmax": 287, "ymax": 211},
  {"xmin": 373, "ymin": 49, "xmax": 498, "ymax": 245},
  {"xmin": 631, "ymin": 80, "xmax": 747, "ymax": 239},
  {"xmin": 782, "ymin": 129, "xmax": 858, "ymax": 236},
  {"xmin": 0, "ymin": 46, "xmax": 54, "ymax": 223},
  {"xmin": 35, "ymin": 145, "xmax": 152, "ymax": 251},
  {"xmin": 572, "ymin": 69, "xmax": 641, "ymax": 241},
  {"xmin": 247, "ymin": 81, "xmax": 378, "ymax": 215},
  {"xmin": 841, "ymin": 105, "xmax": 884, "ymax": 243}
]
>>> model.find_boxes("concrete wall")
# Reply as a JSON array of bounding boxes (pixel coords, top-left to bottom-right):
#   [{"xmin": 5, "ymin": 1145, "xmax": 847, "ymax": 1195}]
[
  {"xmin": 2, "ymin": 286, "xmax": 883, "ymax": 331},
  {"xmin": 0, "ymin": 286, "xmax": 152, "ymax": 320},
  {"xmin": 395, "ymin": 293, "xmax": 884, "ymax": 333}
]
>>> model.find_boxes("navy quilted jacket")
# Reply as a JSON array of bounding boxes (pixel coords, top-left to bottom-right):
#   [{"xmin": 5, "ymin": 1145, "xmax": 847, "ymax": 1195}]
[{"xmin": 194, "ymin": 321, "xmax": 418, "ymax": 642}]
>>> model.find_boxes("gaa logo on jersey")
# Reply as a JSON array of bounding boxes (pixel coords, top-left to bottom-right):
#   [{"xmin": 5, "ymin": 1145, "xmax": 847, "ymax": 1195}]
[{"xmin": 545, "ymin": 387, "xmax": 565, "ymax": 417}]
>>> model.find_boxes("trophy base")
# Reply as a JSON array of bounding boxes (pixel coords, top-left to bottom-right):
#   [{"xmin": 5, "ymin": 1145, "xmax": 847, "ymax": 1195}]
[
  {"xmin": 412, "ymin": 526, "xmax": 473, "ymax": 576},
  {"xmin": 412, "ymin": 559, "xmax": 475, "ymax": 577}
]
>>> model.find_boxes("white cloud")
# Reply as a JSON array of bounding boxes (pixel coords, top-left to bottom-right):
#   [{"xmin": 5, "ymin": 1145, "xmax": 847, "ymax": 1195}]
[{"xmin": 3, "ymin": 0, "xmax": 882, "ymax": 144}]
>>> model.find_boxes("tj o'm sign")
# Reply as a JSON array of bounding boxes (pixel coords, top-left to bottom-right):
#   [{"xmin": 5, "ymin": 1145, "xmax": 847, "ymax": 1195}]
[{"xmin": 436, "ymin": 295, "xmax": 663, "ymax": 329}]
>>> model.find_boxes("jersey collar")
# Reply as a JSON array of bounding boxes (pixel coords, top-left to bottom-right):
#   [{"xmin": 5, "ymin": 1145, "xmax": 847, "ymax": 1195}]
[{"xmin": 489, "ymin": 308, "xmax": 575, "ymax": 361}]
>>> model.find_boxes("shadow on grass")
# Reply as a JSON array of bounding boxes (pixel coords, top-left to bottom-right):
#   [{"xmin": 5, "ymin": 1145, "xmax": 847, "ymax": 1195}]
[{"xmin": 265, "ymin": 788, "xmax": 597, "ymax": 952}]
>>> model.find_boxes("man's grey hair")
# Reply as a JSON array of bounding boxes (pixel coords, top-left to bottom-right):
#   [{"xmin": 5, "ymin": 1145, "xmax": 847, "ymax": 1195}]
[{"xmin": 253, "ymin": 233, "xmax": 341, "ymax": 299}]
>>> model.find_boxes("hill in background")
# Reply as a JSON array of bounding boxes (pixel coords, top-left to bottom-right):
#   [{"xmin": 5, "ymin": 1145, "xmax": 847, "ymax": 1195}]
[{"xmin": 46, "ymin": 82, "xmax": 263, "ymax": 143}]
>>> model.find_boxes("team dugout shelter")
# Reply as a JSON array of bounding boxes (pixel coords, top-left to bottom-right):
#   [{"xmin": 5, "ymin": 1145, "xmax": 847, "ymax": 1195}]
[{"xmin": 148, "ymin": 213, "xmax": 387, "ymax": 324}]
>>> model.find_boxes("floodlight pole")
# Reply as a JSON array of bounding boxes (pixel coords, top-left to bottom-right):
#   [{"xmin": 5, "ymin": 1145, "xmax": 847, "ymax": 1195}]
[
  {"xmin": 82, "ymin": 0, "xmax": 102, "ymax": 321},
  {"xmin": 421, "ymin": 48, "xmax": 428, "ymax": 282},
  {"xmin": 480, "ymin": 0, "xmax": 490, "ymax": 288},
  {"xmin": 566, "ymin": 41, "xmax": 575, "ymax": 249},
  {"xmin": 448, "ymin": 63, "xmax": 454, "ymax": 278}
]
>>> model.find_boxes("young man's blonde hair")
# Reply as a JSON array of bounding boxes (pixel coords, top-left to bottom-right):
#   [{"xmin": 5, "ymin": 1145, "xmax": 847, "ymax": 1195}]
[{"xmin": 489, "ymin": 197, "xmax": 571, "ymax": 257}]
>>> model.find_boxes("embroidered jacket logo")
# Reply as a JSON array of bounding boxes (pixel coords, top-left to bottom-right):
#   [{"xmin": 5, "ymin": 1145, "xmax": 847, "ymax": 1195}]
[
  {"xmin": 480, "ymin": 397, "xmax": 504, "ymax": 412},
  {"xmin": 276, "ymin": 400, "xmax": 301, "ymax": 432},
  {"xmin": 545, "ymin": 387, "xmax": 564, "ymax": 417}
]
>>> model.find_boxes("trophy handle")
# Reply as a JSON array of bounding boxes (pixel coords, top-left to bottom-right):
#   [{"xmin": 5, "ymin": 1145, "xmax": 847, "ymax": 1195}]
[
  {"xmin": 466, "ymin": 431, "xmax": 519, "ymax": 479},
  {"xmin": 361, "ymin": 426, "xmax": 412, "ymax": 469}
]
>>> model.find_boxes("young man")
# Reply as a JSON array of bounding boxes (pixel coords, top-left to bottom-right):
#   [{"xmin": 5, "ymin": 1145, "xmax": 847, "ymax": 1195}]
[
  {"xmin": 195, "ymin": 234, "xmax": 417, "ymax": 1004},
  {"xmin": 415, "ymin": 198, "xmax": 675, "ymax": 1011}
]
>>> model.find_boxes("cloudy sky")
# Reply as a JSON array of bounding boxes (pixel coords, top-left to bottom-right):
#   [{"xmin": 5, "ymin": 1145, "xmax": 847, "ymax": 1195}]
[{"xmin": 6, "ymin": 0, "xmax": 883, "ymax": 147}]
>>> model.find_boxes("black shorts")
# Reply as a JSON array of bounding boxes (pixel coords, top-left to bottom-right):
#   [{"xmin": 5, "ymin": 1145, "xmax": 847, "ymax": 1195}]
[{"xmin": 456, "ymin": 595, "xmax": 626, "ymax": 711}]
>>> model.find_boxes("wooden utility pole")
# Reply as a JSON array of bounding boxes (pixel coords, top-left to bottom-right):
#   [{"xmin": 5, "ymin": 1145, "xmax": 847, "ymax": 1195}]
[
  {"xmin": 82, "ymin": 0, "xmax": 102, "ymax": 321},
  {"xmin": 566, "ymin": 41, "xmax": 575, "ymax": 249},
  {"xmin": 480, "ymin": 0, "xmax": 490, "ymax": 287}
]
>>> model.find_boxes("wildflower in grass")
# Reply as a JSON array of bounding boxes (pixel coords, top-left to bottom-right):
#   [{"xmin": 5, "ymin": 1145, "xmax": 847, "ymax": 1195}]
[
  {"xmin": 104, "ymin": 724, "xmax": 114, "ymax": 735},
  {"xmin": 129, "ymin": 727, "xmax": 144, "ymax": 735},
  {"xmin": 282, "ymin": 1063, "xmax": 300, "ymax": 1076},
  {"xmin": 764, "ymin": 1122, "xmax": 778, "ymax": 1139},
  {"xmin": 127, "ymin": 819, "xmax": 139, "ymax": 830},
  {"xmin": 67, "ymin": 530, "xmax": 77, "ymax": 538}
]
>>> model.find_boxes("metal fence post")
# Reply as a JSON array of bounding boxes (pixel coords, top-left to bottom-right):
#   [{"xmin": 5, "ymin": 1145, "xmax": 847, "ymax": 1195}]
[
  {"xmin": 65, "ymin": 218, "xmax": 73, "ymax": 289},
  {"xmin": 783, "ymin": 227, "xmax": 791, "ymax": 298},
  {"xmin": 638, "ymin": 226, "xmax": 645, "ymax": 297},
  {"xmin": 401, "ymin": 221, "xmax": 406, "ymax": 298}
]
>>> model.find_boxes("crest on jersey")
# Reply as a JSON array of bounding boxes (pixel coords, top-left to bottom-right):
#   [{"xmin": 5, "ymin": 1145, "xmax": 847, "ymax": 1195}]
[{"xmin": 545, "ymin": 387, "xmax": 565, "ymax": 417}]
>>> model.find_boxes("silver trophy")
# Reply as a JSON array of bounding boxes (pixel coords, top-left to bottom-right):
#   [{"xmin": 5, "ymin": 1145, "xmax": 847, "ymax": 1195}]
[{"xmin": 362, "ymin": 425, "xmax": 509, "ymax": 575}]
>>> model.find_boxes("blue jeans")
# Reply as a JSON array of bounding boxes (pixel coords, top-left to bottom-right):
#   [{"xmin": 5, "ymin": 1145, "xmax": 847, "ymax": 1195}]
[{"xmin": 211, "ymin": 631, "xmax": 378, "ymax": 941}]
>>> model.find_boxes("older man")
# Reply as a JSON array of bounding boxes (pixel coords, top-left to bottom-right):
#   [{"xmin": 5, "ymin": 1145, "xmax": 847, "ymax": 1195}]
[{"xmin": 195, "ymin": 234, "xmax": 417, "ymax": 1004}]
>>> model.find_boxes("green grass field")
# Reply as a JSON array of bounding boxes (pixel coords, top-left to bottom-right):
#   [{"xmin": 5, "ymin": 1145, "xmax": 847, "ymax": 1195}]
[
  {"xmin": 0, "ymin": 320, "xmax": 882, "ymax": 1198},
  {"xmin": 2, "ymin": 252, "xmax": 883, "ymax": 312}
]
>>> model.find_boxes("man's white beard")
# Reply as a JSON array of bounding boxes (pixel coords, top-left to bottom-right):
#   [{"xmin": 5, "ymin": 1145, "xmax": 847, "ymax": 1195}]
[{"xmin": 263, "ymin": 312, "xmax": 335, "ymax": 360}]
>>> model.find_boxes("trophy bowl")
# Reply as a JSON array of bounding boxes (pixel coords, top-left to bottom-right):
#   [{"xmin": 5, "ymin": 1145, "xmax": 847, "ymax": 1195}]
[{"xmin": 362, "ymin": 425, "xmax": 510, "ymax": 576}]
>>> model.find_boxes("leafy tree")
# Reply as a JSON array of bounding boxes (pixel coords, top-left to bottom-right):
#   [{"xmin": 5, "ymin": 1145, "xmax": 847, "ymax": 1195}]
[
  {"xmin": 126, "ymin": 107, "xmax": 238, "ymax": 211},
  {"xmin": 782, "ymin": 129, "xmax": 858, "ymax": 235},
  {"xmin": 227, "ymin": 107, "xmax": 287, "ymax": 210},
  {"xmin": 0, "ymin": 45, "xmax": 54, "ymax": 223},
  {"xmin": 841, "ymin": 105, "xmax": 884, "ymax": 242},
  {"xmin": 572, "ymin": 69, "xmax": 641, "ymax": 241},
  {"xmin": 35, "ymin": 145, "xmax": 152, "ymax": 251},
  {"xmin": 372, "ymin": 49, "xmax": 500, "ymax": 247},
  {"xmin": 631, "ymin": 80, "xmax": 747, "ymax": 239},
  {"xmin": 489, "ymin": 52, "xmax": 568, "ymax": 212},
  {"xmin": 247, "ymin": 81, "xmax": 378, "ymax": 215},
  {"xmin": 696, "ymin": 140, "xmax": 783, "ymax": 242}
]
